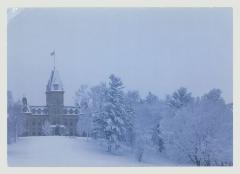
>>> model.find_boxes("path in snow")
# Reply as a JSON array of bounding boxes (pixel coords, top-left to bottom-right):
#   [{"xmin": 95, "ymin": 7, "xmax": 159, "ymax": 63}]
[{"xmin": 8, "ymin": 136, "xmax": 174, "ymax": 167}]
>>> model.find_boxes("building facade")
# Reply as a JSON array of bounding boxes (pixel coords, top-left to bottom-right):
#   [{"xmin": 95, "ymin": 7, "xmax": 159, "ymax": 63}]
[{"xmin": 21, "ymin": 67, "xmax": 80, "ymax": 136}]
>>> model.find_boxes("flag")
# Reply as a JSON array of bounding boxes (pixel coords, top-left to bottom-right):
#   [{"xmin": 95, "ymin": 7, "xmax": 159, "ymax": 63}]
[{"xmin": 50, "ymin": 50, "xmax": 55, "ymax": 56}]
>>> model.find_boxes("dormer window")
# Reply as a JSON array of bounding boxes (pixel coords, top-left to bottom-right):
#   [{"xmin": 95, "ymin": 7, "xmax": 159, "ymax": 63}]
[{"xmin": 53, "ymin": 84, "xmax": 59, "ymax": 90}]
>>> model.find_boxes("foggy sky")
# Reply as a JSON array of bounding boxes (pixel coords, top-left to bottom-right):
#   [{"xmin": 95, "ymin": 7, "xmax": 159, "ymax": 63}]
[{"xmin": 8, "ymin": 8, "xmax": 232, "ymax": 105}]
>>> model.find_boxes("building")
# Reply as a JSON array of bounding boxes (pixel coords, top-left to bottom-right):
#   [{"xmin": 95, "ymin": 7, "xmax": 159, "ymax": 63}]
[{"xmin": 21, "ymin": 67, "xmax": 81, "ymax": 136}]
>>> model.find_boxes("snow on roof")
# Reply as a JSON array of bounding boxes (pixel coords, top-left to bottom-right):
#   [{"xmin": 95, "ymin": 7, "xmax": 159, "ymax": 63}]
[
  {"xmin": 30, "ymin": 106, "xmax": 48, "ymax": 115},
  {"xmin": 22, "ymin": 105, "xmax": 32, "ymax": 114},
  {"xmin": 23, "ymin": 105, "xmax": 85, "ymax": 116},
  {"xmin": 64, "ymin": 106, "xmax": 81, "ymax": 115},
  {"xmin": 46, "ymin": 68, "xmax": 64, "ymax": 92},
  {"xmin": 50, "ymin": 124, "xmax": 66, "ymax": 128}
]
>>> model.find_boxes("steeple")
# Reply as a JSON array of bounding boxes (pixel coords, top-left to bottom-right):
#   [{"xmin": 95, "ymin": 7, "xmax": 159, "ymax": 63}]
[
  {"xmin": 46, "ymin": 50, "xmax": 63, "ymax": 92},
  {"xmin": 46, "ymin": 51, "xmax": 64, "ymax": 109},
  {"xmin": 46, "ymin": 68, "xmax": 64, "ymax": 92}
]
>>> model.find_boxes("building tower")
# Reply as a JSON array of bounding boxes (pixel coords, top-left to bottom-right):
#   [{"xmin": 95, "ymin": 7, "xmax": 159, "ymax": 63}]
[
  {"xmin": 20, "ymin": 54, "xmax": 80, "ymax": 136},
  {"xmin": 46, "ymin": 67, "xmax": 64, "ymax": 117}
]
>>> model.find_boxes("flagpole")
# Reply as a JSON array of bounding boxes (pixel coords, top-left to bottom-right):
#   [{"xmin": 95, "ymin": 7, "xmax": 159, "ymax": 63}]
[
  {"xmin": 54, "ymin": 51, "xmax": 56, "ymax": 69},
  {"xmin": 50, "ymin": 50, "xmax": 56, "ymax": 70}
]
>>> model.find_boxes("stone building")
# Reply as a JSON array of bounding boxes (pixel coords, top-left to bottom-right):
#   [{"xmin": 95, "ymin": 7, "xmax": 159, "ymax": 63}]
[{"xmin": 21, "ymin": 67, "xmax": 81, "ymax": 136}]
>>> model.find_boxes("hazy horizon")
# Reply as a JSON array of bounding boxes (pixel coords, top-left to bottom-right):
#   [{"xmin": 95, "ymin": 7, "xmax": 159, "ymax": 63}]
[{"xmin": 8, "ymin": 8, "xmax": 232, "ymax": 105}]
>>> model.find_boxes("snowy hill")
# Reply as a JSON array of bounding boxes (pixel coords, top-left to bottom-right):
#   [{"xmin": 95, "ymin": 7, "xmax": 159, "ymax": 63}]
[{"xmin": 8, "ymin": 136, "xmax": 174, "ymax": 167}]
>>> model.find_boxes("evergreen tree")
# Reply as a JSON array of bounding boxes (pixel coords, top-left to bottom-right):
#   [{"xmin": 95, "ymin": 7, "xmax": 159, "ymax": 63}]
[
  {"xmin": 91, "ymin": 83, "xmax": 108, "ymax": 139},
  {"xmin": 95, "ymin": 74, "xmax": 133, "ymax": 152},
  {"xmin": 166, "ymin": 87, "xmax": 193, "ymax": 110},
  {"xmin": 152, "ymin": 123, "xmax": 164, "ymax": 152},
  {"xmin": 145, "ymin": 92, "xmax": 159, "ymax": 104}
]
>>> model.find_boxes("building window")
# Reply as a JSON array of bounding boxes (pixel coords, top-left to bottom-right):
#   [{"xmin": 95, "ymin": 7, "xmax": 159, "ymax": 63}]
[
  {"xmin": 43, "ymin": 108, "xmax": 48, "ymax": 114},
  {"xmin": 32, "ymin": 120, "xmax": 36, "ymax": 126},
  {"xmin": 37, "ymin": 108, "xmax": 41, "ymax": 114},
  {"xmin": 53, "ymin": 84, "xmax": 59, "ymax": 90}
]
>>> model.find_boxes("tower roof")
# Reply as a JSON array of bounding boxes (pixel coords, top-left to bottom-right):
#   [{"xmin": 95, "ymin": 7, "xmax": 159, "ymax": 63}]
[{"xmin": 46, "ymin": 68, "xmax": 64, "ymax": 92}]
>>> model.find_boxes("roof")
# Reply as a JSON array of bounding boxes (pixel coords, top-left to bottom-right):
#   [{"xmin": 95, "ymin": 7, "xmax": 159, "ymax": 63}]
[
  {"xmin": 46, "ymin": 68, "xmax": 64, "ymax": 92},
  {"xmin": 64, "ymin": 106, "xmax": 82, "ymax": 115},
  {"xmin": 22, "ymin": 105, "xmax": 85, "ymax": 116},
  {"xmin": 50, "ymin": 124, "xmax": 66, "ymax": 128},
  {"xmin": 30, "ymin": 106, "xmax": 48, "ymax": 115}
]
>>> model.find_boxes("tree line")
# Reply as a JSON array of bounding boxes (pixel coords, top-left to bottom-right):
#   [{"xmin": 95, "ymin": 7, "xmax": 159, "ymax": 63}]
[
  {"xmin": 75, "ymin": 74, "xmax": 232, "ymax": 166},
  {"xmin": 8, "ymin": 74, "xmax": 233, "ymax": 166}
]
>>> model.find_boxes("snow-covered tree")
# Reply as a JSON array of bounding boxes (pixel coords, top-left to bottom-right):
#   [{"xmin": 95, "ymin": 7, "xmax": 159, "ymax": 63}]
[
  {"xmin": 75, "ymin": 84, "xmax": 90, "ymax": 109},
  {"xmin": 91, "ymin": 83, "xmax": 112, "ymax": 139},
  {"xmin": 151, "ymin": 123, "xmax": 164, "ymax": 153},
  {"xmin": 166, "ymin": 87, "xmax": 193, "ymax": 110},
  {"xmin": 42, "ymin": 120, "xmax": 51, "ymax": 136},
  {"xmin": 8, "ymin": 91, "xmax": 17, "ymax": 144},
  {"xmin": 94, "ymin": 74, "xmax": 133, "ymax": 152},
  {"xmin": 132, "ymin": 97, "xmax": 168, "ymax": 161},
  {"xmin": 7, "ymin": 91, "xmax": 22, "ymax": 143},
  {"xmin": 161, "ymin": 89, "xmax": 232, "ymax": 166},
  {"xmin": 75, "ymin": 83, "xmax": 108, "ymax": 138},
  {"xmin": 202, "ymin": 88, "xmax": 224, "ymax": 104},
  {"xmin": 77, "ymin": 112, "xmax": 92, "ymax": 138},
  {"xmin": 145, "ymin": 92, "xmax": 159, "ymax": 104},
  {"xmin": 89, "ymin": 83, "xmax": 108, "ymax": 114},
  {"xmin": 126, "ymin": 90, "xmax": 140, "ymax": 106},
  {"xmin": 73, "ymin": 79, "xmax": 232, "ymax": 165},
  {"xmin": 75, "ymin": 84, "xmax": 96, "ymax": 137}
]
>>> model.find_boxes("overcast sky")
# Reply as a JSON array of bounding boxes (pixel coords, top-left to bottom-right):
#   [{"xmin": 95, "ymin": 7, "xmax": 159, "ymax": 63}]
[{"xmin": 8, "ymin": 8, "xmax": 232, "ymax": 105}]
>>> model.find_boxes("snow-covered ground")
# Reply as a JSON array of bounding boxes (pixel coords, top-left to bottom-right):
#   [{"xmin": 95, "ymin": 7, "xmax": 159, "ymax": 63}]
[{"xmin": 8, "ymin": 136, "xmax": 175, "ymax": 167}]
